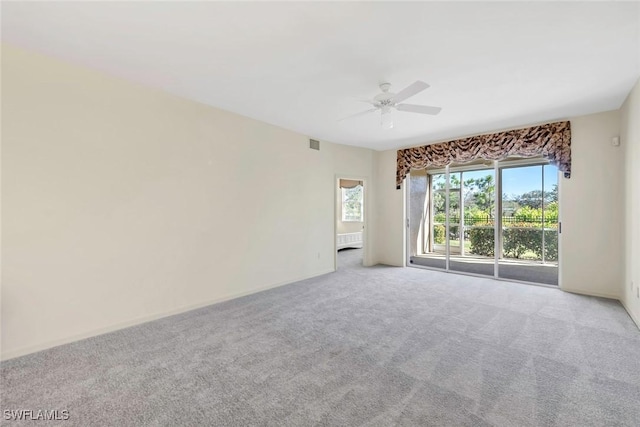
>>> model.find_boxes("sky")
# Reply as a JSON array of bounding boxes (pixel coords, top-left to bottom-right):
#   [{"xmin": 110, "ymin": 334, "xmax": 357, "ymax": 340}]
[
  {"xmin": 456, "ymin": 165, "xmax": 558, "ymax": 197},
  {"xmin": 431, "ymin": 164, "xmax": 559, "ymax": 197},
  {"xmin": 501, "ymin": 165, "xmax": 558, "ymax": 197}
]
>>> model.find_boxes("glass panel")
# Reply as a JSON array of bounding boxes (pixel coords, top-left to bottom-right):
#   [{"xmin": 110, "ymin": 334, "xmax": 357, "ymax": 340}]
[
  {"xmin": 408, "ymin": 170, "xmax": 445, "ymax": 270},
  {"xmin": 449, "ymin": 167, "xmax": 496, "ymax": 277},
  {"xmin": 448, "ymin": 190, "xmax": 461, "ymax": 254},
  {"xmin": 432, "ymin": 173, "xmax": 446, "ymax": 191},
  {"xmin": 499, "ymin": 164, "xmax": 557, "ymax": 285},
  {"xmin": 543, "ymin": 165, "xmax": 559, "ymax": 265},
  {"xmin": 449, "ymin": 172, "xmax": 461, "ymax": 190},
  {"xmin": 432, "ymin": 173, "xmax": 447, "ymax": 264},
  {"xmin": 408, "ymin": 170, "xmax": 427, "ymax": 258},
  {"xmin": 433, "ymin": 192, "xmax": 446, "ymax": 253}
]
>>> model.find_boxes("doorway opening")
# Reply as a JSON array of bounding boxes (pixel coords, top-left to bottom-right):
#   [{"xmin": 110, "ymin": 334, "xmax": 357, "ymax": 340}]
[
  {"xmin": 407, "ymin": 157, "xmax": 559, "ymax": 286},
  {"xmin": 335, "ymin": 177, "xmax": 365, "ymax": 269}
]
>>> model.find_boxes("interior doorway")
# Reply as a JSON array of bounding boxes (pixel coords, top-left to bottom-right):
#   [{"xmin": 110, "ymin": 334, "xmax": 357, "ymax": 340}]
[
  {"xmin": 407, "ymin": 157, "xmax": 560, "ymax": 286},
  {"xmin": 335, "ymin": 177, "xmax": 365, "ymax": 269}
]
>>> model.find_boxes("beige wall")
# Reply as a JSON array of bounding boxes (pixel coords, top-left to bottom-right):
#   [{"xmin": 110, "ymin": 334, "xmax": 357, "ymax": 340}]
[
  {"xmin": 336, "ymin": 220, "xmax": 363, "ymax": 235},
  {"xmin": 559, "ymin": 111, "xmax": 625, "ymax": 298},
  {"xmin": 1, "ymin": 45, "xmax": 376, "ymax": 359},
  {"xmin": 373, "ymin": 150, "xmax": 405, "ymax": 267},
  {"xmin": 621, "ymin": 77, "xmax": 640, "ymax": 326}
]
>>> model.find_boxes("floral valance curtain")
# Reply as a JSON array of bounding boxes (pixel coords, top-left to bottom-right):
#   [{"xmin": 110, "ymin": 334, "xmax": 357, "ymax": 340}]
[{"xmin": 396, "ymin": 121, "xmax": 571, "ymax": 189}]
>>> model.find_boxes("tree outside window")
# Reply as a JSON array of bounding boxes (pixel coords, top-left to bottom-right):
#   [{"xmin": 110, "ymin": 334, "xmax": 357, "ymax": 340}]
[{"xmin": 342, "ymin": 185, "xmax": 363, "ymax": 222}]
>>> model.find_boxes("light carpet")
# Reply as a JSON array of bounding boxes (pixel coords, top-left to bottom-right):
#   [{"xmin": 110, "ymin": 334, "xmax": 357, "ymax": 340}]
[{"xmin": 2, "ymin": 249, "xmax": 639, "ymax": 426}]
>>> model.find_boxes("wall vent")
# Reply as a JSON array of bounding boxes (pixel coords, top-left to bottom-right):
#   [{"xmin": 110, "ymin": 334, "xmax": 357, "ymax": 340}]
[{"xmin": 309, "ymin": 139, "xmax": 320, "ymax": 150}]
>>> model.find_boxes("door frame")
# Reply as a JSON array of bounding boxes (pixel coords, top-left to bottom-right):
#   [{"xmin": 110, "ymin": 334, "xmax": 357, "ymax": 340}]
[{"xmin": 334, "ymin": 175, "xmax": 369, "ymax": 270}]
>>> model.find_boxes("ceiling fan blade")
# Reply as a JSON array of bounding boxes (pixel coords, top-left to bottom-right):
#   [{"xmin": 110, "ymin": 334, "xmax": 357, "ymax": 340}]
[
  {"xmin": 396, "ymin": 104, "xmax": 442, "ymax": 115},
  {"xmin": 391, "ymin": 81, "xmax": 430, "ymax": 104},
  {"xmin": 338, "ymin": 108, "xmax": 377, "ymax": 122}
]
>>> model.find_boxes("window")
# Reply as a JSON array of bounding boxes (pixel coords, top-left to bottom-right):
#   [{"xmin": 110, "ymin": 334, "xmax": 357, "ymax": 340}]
[{"xmin": 342, "ymin": 185, "xmax": 363, "ymax": 222}]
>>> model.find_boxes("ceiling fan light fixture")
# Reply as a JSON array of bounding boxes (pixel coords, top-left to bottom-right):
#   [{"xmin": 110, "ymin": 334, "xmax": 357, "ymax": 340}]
[{"xmin": 339, "ymin": 80, "xmax": 440, "ymax": 128}]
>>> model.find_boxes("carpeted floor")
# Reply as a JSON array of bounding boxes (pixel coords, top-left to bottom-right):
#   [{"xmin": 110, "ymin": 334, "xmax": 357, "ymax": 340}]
[{"xmin": 2, "ymin": 249, "xmax": 640, "ymax": 426}]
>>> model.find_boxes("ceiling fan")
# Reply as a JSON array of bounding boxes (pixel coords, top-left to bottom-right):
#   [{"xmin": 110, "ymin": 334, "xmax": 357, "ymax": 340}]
[{"xmin": 341, "ymin": 81, "xmax": 441, "ymax": 129}]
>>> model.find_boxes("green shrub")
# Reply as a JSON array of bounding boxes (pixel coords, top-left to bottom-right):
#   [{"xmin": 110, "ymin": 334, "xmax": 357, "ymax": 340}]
[
  {"xmin": 433, "ymin": 224, "xmax": 445, "ymax": 244},
  {"xmin": 449, "ymin": 224, "xmax": 460, "ymax": 241},
  {"xmin": 545, "ymin": 202, "xmax": 559, "ymax": 224},
  {"xmin": 438, "ymin": 220, "xmax": 557, "ymax": 261},
  {"xmin": 544, "ymin": 229, "xmax": 558, "ymax": 261},
  {"xmin": 503, "ymin": 222, "xmax": 542, "ymax": 260},
  {"xmin": 510, "ymin": 204, "xmax": 558, "ymax": 227},
  {"xmin": 514, "ymin": 206, "xmax": 541, "ymax": 224},
  {"xmin": 502, "ymin": 223, "xmax": 559, "ymax": 261},
  {"xmin": 469, "ymin": 226, "xmax": 495, "ymax": 257}
]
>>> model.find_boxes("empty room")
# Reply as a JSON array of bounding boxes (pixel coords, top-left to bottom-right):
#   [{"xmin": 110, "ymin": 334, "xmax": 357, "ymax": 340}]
[{"xmin": 2, "ymin": 2, "xmax": 640, "ymax": 426}]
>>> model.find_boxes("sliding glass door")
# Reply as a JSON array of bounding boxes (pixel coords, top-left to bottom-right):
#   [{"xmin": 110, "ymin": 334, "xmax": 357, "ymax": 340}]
[
  {"xmin": 407, "ymin": 158, "xmax": 559, "ymax": 286},
  {"xmin": 448, "ymin": 164, "xmax": 496, "ymax": 277},
  {"xmin": 498, "ymin": 164, "xmax": 558, "ymax": 285}
]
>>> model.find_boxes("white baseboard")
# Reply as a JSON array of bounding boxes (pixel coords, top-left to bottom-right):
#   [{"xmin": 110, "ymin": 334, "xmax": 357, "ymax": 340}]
[
  {"xmin": 620, "ymin": 300, "xmax": 640, "ymax": 331},
  {"xmin": 1, "ymin": 268, "xmax": 334, "ymax": 361},
  {"xmin": 560, "ymin": 286, "xmax": 620, "ymax": 301}
]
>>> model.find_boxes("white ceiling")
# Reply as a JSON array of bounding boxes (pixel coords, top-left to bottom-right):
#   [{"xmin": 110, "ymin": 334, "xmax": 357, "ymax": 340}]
[{"xmin": 2, "ymin": 2, "xmax": 639, "ymax": 150}]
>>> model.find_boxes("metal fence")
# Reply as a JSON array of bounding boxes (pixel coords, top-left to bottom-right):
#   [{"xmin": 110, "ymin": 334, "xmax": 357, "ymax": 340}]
[{"xmin": 435, "ymin": 215, "xmax": 558, "ymax": 226}]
